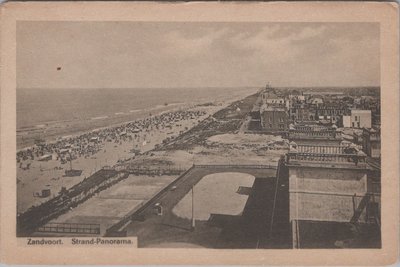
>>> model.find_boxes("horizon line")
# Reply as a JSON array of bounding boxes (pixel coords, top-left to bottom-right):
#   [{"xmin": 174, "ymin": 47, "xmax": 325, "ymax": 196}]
[{"xmin": 17, "ymin": 85, "xmax": 381, "ymax": 90}]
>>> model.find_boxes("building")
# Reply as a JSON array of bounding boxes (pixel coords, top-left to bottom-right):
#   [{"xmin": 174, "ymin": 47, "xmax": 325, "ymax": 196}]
[
  {"xmin": 342, "ymin": 115, "xmax": 351, "ymax": 128},
  {"xmin": 289, "ymin": 94, "xmax": 306, "ymax": 102},
  {"xmin": 289, "ymin": 102, "xmax": 316, "ymax": 122},
  {"xmin": 315, "ymin": 104, "xmax": 349, "ymax": 126},
  {"xmin": 350, "ymin": 110, "xmax": 371, "ymax": 128},
  {"xmin": 352, "ymin": 131, "xmax": 363, "ymax": 145},
  {"xmin": 304, "ymin": 91, "xmax": 345, "ymax": 96},
  {"xmin": 248, "ymin": 105, "xmax": 262, "ymax": 130},
  {"xmin": 362, "ymin": 128, "xmax": 381, "ymax": 158},
  {"xmin": 288, "ymin": 98, "xmax": 351, "ymax": 126},
  {"xmin": 288, "ymin": 124, "xmax": 343, "ymax": 146},
  {"xmin": 260, "ymin": 105, "xmax": 288, "ymax": 132},
  {"xmin": 372, "ymin": 113, "xmax": 381, "ymax": 128},
  {"xmin": 284, "ymin": 143, "xmax": 380, "ymax": 248},
  {"xmin": 309, "ymin": 97, "xmax": 323, "ymax": 105},
  {"xmin": 261, "ymin": 89, "xmax": 286, "ymax": 107}
]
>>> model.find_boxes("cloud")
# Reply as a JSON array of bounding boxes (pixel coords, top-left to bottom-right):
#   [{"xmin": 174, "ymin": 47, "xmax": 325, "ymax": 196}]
[
  {"xmin": 163, "ymin": 28, "xmax": 228, "ymax": 57},
  {"xmin": 17, "ymin": 22, "xmax": 379, "ymax": 88},
  {"xmin": 229, "ymin": 24, "xmax": 329, "ymax": 63}
]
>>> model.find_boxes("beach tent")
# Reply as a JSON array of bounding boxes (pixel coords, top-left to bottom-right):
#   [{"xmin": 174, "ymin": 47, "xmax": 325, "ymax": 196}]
[
  {"xmin": 59, "ymin": 148, "xmax": 70, "ymax": 154},
  {"xmin": 38, "ymin": 154, "xmax": 52, "ymax": 161},
  {"xmin": 90, "ymin": 137, "xmax": 100, "ymax": 142}
]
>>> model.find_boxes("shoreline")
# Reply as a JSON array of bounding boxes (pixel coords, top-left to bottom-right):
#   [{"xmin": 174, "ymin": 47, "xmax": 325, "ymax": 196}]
[
  {"xmin": 17, "ymin": 87, "xmax": 258, "ymax": 150},
  {"xmin": 16, "ymin": 91, "xmax": 256, "ymax": 213},
  {"xmin": 16, "ymin": 105, "xmax": 213, "ymax": 213},
  {"xmin": 16, "ymin": 91, "xmax": 252, "ymax": 151},
  {"xmin": 16, "ymin": 102, "xmax": 191, "ymax": 151}
]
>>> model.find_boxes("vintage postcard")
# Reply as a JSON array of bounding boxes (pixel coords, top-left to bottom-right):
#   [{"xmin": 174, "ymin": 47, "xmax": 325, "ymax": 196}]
[{"xmin": 0, "ymin": 1, "xmax": 398, "ymax": 265}]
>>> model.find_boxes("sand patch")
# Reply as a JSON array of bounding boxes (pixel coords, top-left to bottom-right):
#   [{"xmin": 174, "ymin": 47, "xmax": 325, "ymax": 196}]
[{"xmin": 207, "ymin": 133, "xmax": 284, "ymax": 145}]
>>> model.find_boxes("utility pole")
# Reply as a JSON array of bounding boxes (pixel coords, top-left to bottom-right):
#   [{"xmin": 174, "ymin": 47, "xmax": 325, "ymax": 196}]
[{"xmin": 191, "ymin": 186, "xmax": 195, "ymax": 230}]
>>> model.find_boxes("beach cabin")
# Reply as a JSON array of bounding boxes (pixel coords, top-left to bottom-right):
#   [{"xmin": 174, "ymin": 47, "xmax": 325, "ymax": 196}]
[
  {"xmin": 34, "ymin": 188, "xmax": 51, "ymax": 198},
  {"xmin": 90, "ymin": 137, "xmax": 100, "ymax": 143},
  {"xmin": 41, "ymin": 189, "xmax": 51, "ymax": 198},
  {"xmin": 154, "ymin": 203, "xmax": 163, "ymax": 216},
  {"xmin": 64, "ymin": 144, "xmax": 72, "ymax": 149},
  {"xmin": 38, "ymin": 154, "xmax": 52, "ymax": 161},
  {"xmin": 59, "ymin": 148, "xmax": 70, "ymax": 154}
]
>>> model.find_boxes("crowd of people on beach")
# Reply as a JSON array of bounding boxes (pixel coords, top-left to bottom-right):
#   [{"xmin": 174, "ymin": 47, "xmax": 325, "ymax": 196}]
[{"xmin": 16, "ymin": 109, "xmax": 207, "ymax": 168}]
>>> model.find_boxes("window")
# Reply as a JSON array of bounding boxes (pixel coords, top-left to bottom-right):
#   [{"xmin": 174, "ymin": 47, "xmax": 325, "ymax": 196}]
[{"xmin": 355, "ymin": 116, "xmax": 358, "ymax": 121}]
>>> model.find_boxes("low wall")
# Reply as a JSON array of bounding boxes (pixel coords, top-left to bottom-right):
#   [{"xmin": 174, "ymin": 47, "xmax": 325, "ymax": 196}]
[{"xmin": 104, "ymin": 165, "xmax": 196, "ymax": 236}]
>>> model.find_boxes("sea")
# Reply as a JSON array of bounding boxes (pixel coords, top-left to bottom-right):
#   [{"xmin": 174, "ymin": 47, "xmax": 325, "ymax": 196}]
[{"xmin": 17, "ymin": 87, "xmax": 258, "ymax": 148}]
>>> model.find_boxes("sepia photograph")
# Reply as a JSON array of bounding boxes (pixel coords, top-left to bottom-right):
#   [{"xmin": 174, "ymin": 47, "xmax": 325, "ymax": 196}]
[
  {"xmin": 0, "ymin": 2, "xmax": 398, "ymax": 265},
  {"xmin": 15, "ymin": 21, "xmax": 383, "ymax": 249}
]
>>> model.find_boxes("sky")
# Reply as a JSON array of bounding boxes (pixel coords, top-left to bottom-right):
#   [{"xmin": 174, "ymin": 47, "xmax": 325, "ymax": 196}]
[{"xmin": 17, "ymin": 22, "xmax": 380, "ymax": 89}]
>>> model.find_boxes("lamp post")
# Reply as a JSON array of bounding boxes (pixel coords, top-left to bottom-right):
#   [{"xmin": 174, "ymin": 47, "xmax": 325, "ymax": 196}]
[{"xmin": 191, "ymin": 186, "xmax": 195, "ymax": 230}]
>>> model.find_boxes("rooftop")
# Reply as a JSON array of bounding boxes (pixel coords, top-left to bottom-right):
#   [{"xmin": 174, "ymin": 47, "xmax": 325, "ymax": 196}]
[
  {"xmin": 351, "ymin": 109, "xmax": 371, "ymax": 113},
  {"xmin": 260, "ymin": 104, "xmax": 286, "ymax": 112},
  {"xmin": 286, "ymin": 144, "xmax": 368, "ymax": 168}
]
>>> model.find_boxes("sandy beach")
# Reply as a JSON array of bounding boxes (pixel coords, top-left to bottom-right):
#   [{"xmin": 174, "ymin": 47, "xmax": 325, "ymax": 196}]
[
  {"xmin": 17, "ymin": 88, "xmax": 257, "ymax": 149},
  {"xmin": 17, "ymin": 90, "xmax": 257, "ymax": 213}
]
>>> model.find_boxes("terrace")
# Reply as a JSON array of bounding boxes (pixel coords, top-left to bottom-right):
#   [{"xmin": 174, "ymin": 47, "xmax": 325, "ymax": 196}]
[
  {"xmin": 288, "ymin": 129, "xmax": 342, "ymax": 140},
  {"xmin": 286, "ymin": 144, "xmax": 367, "ymax": 168}
]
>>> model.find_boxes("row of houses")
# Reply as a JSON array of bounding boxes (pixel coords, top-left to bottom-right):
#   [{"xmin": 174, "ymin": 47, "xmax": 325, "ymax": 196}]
[
  {"xmin": 257, "ymin": 88, "xmax": 376, "ymax": 132},
  {"xmin": 253, "ymin": 87, "xmax": 381, "ymax": 158},
  {"xmin": 269, "ymin": 87, "xmax": 381, "ymax": 248}
]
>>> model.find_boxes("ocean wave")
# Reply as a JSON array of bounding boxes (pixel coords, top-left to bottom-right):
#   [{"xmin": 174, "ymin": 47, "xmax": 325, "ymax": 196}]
[{"xmin": 91, "ymin": 116, "xmax": 109, "ymax": 120}]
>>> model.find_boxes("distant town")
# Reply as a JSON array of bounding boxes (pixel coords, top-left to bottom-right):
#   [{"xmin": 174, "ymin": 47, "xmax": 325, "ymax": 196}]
[
  {"xmin": 17, "ymin": 85, "xmax": 380, "ymax": 249},
  {"xmin": 251, "ymin": 84, "xmax": 380, "ymax": 133}
]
